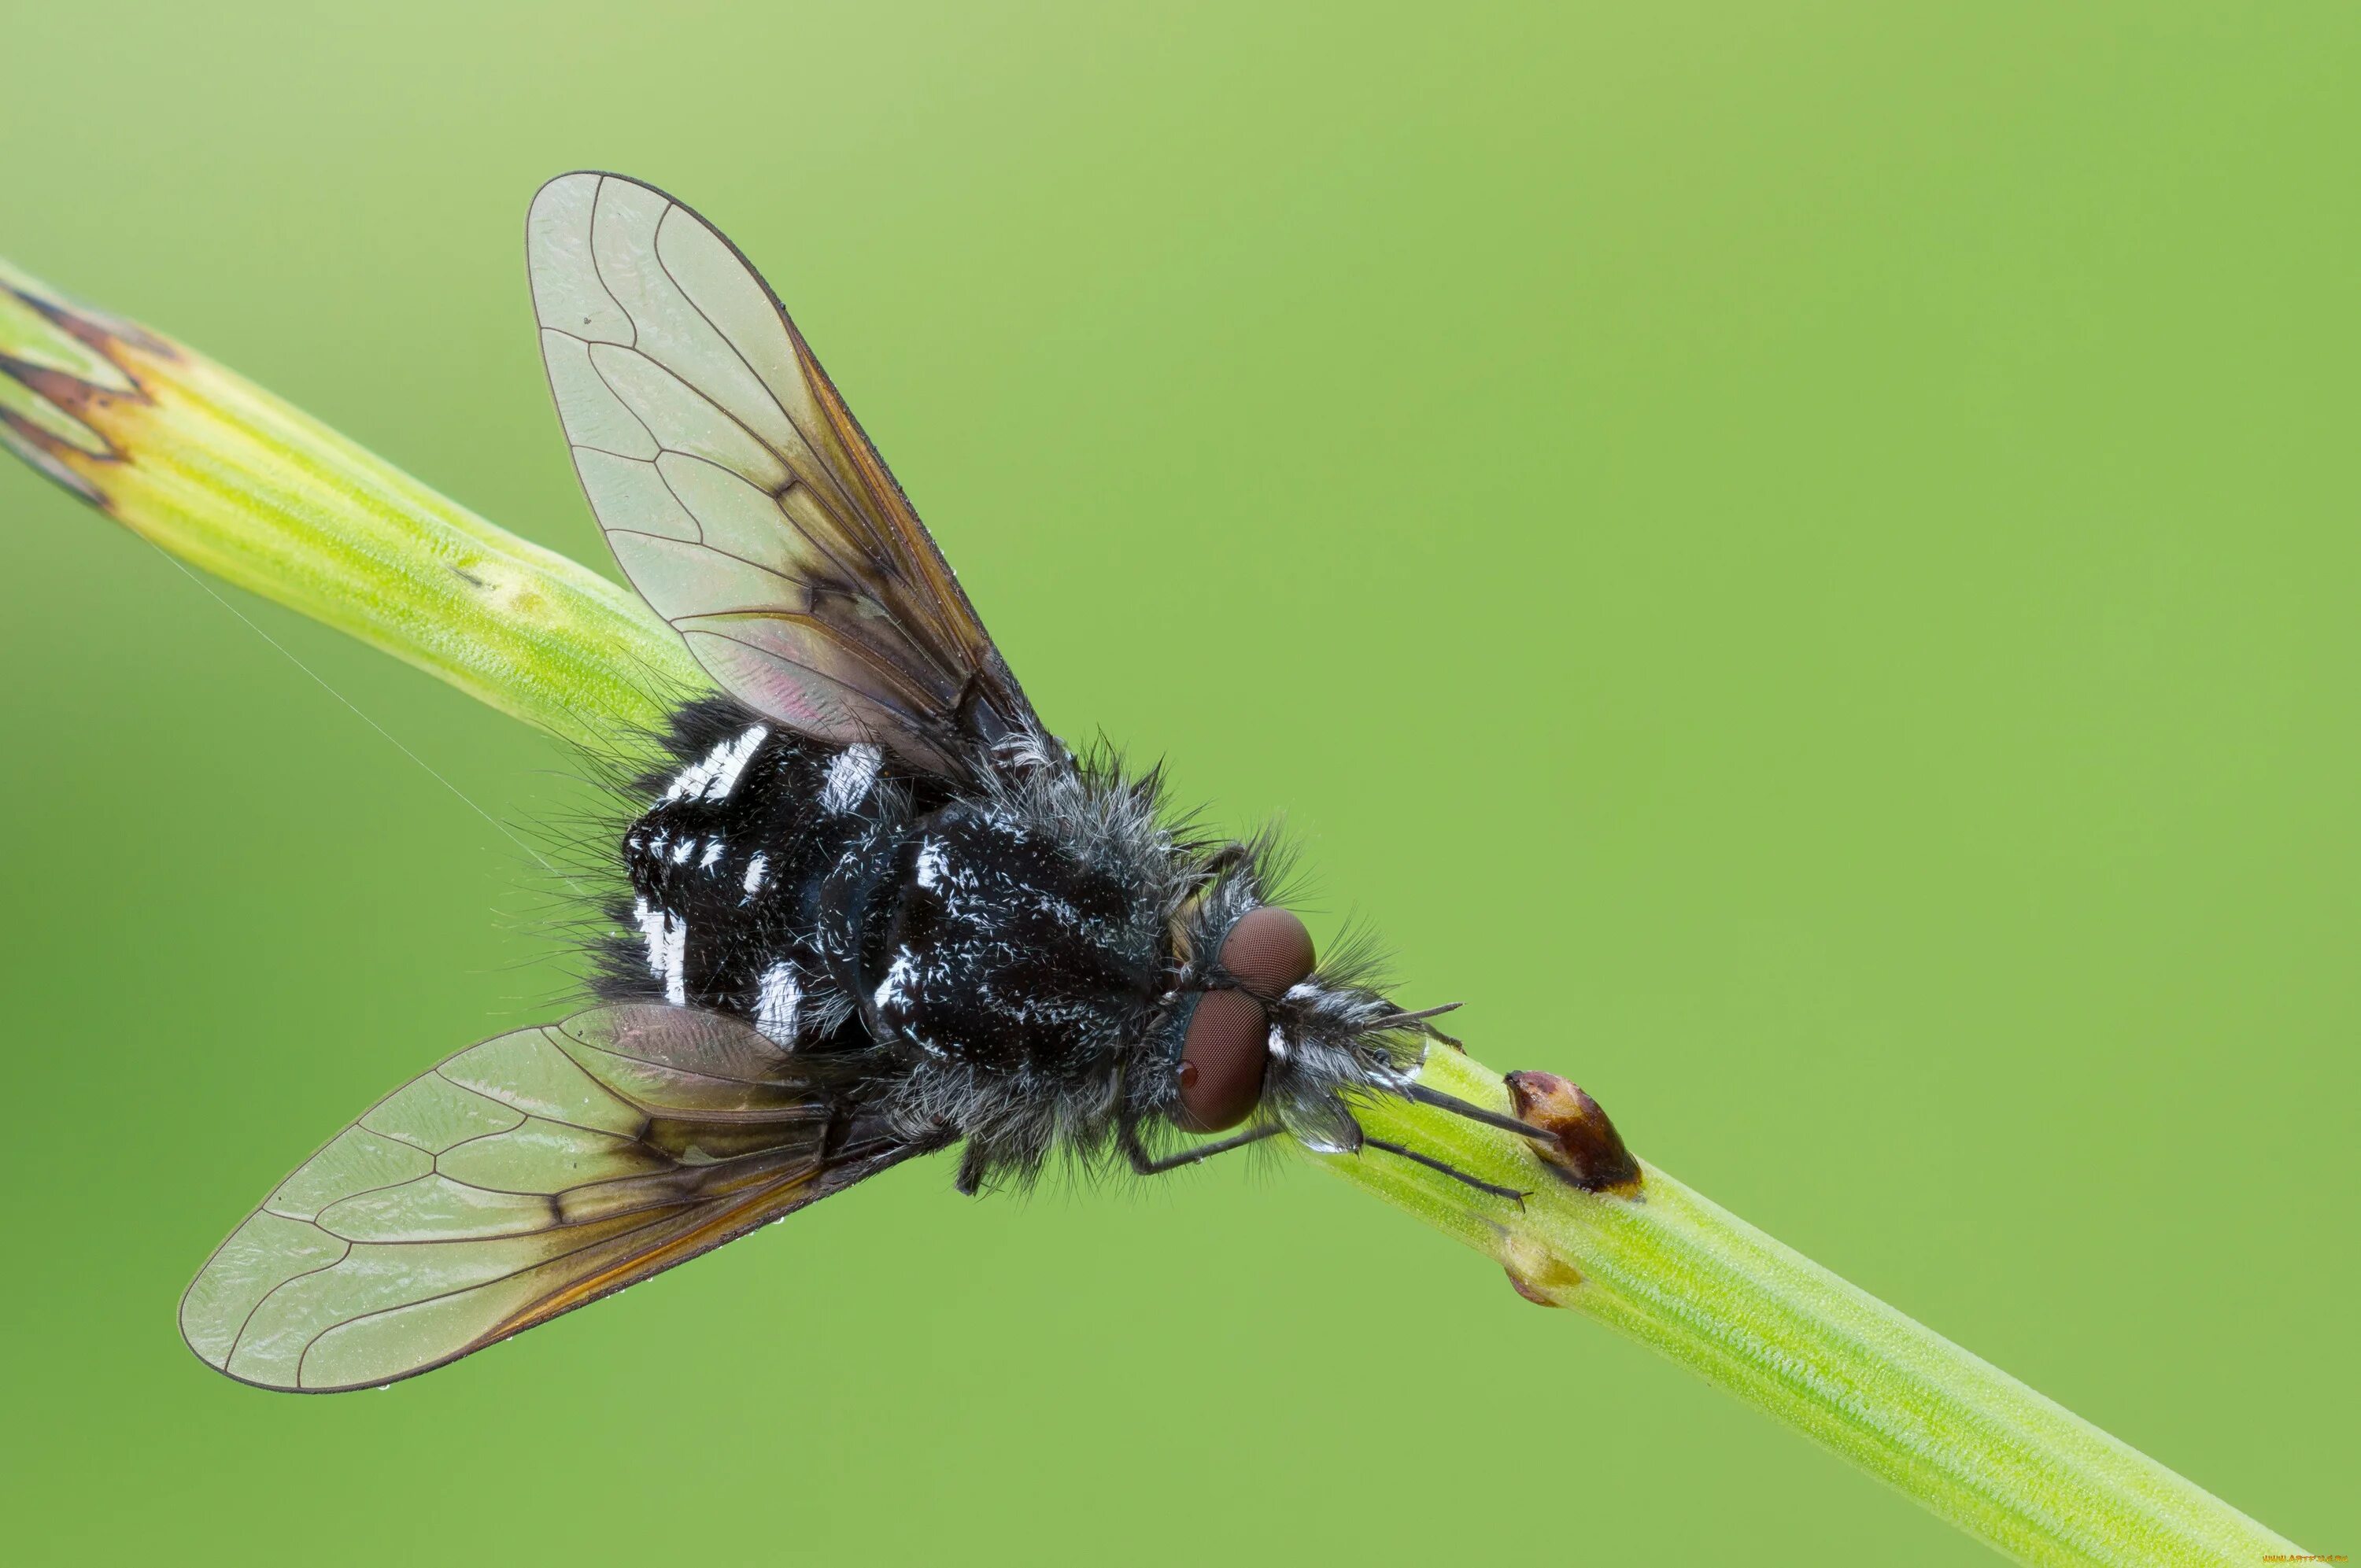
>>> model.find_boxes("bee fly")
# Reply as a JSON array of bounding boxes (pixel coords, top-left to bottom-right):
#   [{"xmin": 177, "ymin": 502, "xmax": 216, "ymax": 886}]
[{"xmin": 180, "ymin": 172, "xmax": 1553, "ymax": 1391}]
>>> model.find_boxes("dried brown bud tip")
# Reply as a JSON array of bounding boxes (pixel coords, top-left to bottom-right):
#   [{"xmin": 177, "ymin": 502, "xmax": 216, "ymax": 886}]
[{"xmin": 1504, "ymin": 1071, "xmax": 1641, "ymax": 1194}]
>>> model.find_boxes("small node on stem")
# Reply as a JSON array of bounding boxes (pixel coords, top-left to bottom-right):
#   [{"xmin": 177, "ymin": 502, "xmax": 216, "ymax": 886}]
[{"xmin": 1499, "ymin": 1231, "xmax": 1580, "ymax": 1307}]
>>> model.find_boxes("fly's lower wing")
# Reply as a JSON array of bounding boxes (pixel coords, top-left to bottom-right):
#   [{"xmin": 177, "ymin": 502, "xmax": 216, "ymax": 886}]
[
  {"xmin": 527, "ymin": 170, "xmax": 1040, "ymax": 779},
  {"xmin": 181, "ymin": 1005, "xmax": 933, "ymax": 1393}
]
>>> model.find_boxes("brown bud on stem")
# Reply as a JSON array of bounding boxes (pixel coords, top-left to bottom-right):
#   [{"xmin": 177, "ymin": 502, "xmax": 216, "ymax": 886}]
[{"xmin": 1504, "ymin": 1071, "xmax": 1642, "ymax": 1195}]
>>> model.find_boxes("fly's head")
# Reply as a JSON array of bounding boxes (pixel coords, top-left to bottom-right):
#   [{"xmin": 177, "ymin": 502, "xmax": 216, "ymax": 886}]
[{"xmin": 1161, "ymin": 875, "xmax": 1430, "ymax": 1153}]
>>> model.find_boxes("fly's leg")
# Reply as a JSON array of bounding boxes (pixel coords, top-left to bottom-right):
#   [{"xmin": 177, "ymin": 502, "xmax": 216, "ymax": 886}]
[
  {"xmin": 1361, "ymin": 1134, "xmax": 1530, "ymax": 1204},
  {"xmin": 1404, "ymin": 1083, "xmax": 1566, "ymax": 1147},
  {"xmin": 1355, "ymin": 1125, "xmax": 1531, "ymax": 1205},
  {"xmin": 1120, "ymin": 1109, "xmax": 1528, "ymax": 1200},
  {"xmin": 1347, "ymin": 1083, "xmax": 1570, "ymax": 1204},
  {"xmin": 1362, "ymin": 1002, "xmax": 1466, "ymax": 1051},
  {"xmin": 955, "ymin": 1141, "xmax": 991, "ymax": 1195},
  {"xmin": 1120, "ymin": 1117, "xmax": 1283, "ymax": 1175},
  {"xmin": 1198, "ymin": 841, "xmax": 1254, "ymax": 881}
]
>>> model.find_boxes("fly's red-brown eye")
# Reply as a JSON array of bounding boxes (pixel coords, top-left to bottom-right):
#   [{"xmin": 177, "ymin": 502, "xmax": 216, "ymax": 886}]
[
  {"xmin": 1177, "ymin": 906, "xmax": 1318, "ymax": 1132},
  {"xmin": 1177, "ymin": 990, "xmax": 1265, "ymax": 1131},
  {"xmin": 1219, "ymin": 906, "xmax": 1316, "ymax": 998}
]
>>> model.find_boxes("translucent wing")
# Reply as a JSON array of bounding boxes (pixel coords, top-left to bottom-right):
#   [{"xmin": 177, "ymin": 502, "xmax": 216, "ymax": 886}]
[
  {"xmin": 181, "ymin": 1005, "xmax": 933, "ymax": 1392},
  {"xmin": 527, "ymin": 170, "xmax": 1039, "ymax": 777}
]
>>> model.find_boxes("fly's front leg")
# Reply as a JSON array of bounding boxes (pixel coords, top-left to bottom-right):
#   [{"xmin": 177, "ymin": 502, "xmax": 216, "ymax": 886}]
[
  {"xmin": 1352, "ymin": 1120, "xmax": 1531, "ymax": 1205},
  {"xmin": 1120, "ymin": 1116, "xmax": 1282, "ymax": 1175}
]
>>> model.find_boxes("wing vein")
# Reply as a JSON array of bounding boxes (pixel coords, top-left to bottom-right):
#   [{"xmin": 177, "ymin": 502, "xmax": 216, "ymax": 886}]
[
  {"xmin": 643, "ymin": 451, "xmax": 928, "ymax": 654},
  {"xmin": 289, "ymin": 1207, "xmax": 691, "ymax": 1387},
  {"xmin": 648, "ymin": 211, "xmax": 878, "ymax": 552},
  {"xmin": 222, "ymin": 1233, "xmax": 353, "ymax": 1372},
  {"xmin": 586, "ymin": 176, "xmax": 641, "ymax": 353}
]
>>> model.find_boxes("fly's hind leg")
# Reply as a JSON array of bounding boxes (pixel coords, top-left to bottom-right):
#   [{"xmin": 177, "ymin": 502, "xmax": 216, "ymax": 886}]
[{"xmin": 955, "ymin": 1140, "xmax": 992, "ymax": 1195}]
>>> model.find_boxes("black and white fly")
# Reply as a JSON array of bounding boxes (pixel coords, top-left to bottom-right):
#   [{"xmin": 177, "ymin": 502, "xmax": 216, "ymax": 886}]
[{"xmin": 179, "ymin": 172, "xmax": 1551, "ymax": 1391}]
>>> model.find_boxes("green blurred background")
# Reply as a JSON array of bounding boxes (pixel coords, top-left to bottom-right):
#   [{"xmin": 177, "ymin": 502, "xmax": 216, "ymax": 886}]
[{"xmin": 1, "ymin": 2, "xmax": 2351, "ymax": 1561}]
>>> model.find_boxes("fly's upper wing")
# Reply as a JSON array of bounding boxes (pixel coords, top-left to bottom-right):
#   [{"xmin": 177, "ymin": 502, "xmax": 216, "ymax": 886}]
[
  {"xmin": 527, "ymin": 171, "xmax": 1040, "ymax": 778},
  {"xmin": 181, "ymin": 1005, "xmax": 933, "ymax": 1393}
]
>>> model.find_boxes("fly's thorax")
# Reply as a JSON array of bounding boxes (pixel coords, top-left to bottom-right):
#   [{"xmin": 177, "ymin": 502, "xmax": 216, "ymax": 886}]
[{"xmin": 868, "ymin": 796, "xmax": 1171, "ymax": 1075}]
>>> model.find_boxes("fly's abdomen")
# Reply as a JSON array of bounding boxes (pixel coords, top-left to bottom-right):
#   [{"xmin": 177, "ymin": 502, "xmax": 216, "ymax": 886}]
[{"xmin": 607, "ymin": 703, "xmax": 903, "ymax": 1048}]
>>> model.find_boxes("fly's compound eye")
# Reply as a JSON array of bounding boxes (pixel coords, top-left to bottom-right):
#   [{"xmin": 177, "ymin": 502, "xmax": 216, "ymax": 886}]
[
  {"xmin": 1177, "ymin": 906, "xmax": 1317, "ymax": 1132},
  {"xmin": 1177, "ymin": 991, "xmax": 1265, "ymax": 1132},
  {"xmin": 1219, "ymin": 905, "xmax": 1317, "ymax": 999}
]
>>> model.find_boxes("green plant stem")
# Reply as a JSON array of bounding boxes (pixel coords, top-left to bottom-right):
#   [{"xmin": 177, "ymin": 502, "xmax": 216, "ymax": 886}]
[
  {"xmin": 1326, "ymin": 1051, "xmax": 2298, "ymax": 1566},
  {"xmin": 0, "ymin": 260, "xmax": 700, "ymax": 748},
  {"xmin": 0, "ymin": 260, "xmax": 2307, "ymax": 1566}
]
